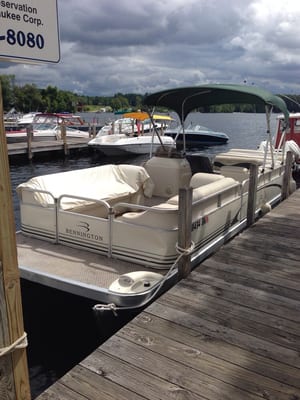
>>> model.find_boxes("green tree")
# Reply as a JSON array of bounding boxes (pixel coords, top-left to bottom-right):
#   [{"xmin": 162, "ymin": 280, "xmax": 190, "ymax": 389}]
[{"xmin": 0, "ymin": 74, "xmax": 16, "ymax": 110}]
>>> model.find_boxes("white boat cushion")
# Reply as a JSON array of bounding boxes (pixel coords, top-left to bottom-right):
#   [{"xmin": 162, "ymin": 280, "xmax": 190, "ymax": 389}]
[
  {"xmin": 220, "ymin": 166, "xmax": 249, "ymax": 182},
  {"xmin": 167, "ymin": 177, "xmax": 238, "ymax": 205},
  {"xmin": 190, "ymin": 172, "xmax": 224, "ymax": 188},
  {"xmin": 17, "ymin": 164, "xmax": 154, "ymax": 210},
  {"xmin": 117, "ymin": 177, "xmax": 239, "ymax": 229}
]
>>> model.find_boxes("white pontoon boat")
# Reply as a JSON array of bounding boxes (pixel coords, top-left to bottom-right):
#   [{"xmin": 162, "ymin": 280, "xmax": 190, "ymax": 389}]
[{"xmin": 17, "ymin": 84, "xmax": 298, "ymax": 308}]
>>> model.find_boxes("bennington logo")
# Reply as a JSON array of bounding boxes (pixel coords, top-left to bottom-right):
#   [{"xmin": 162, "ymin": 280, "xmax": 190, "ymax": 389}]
[
  {"xmin": 192, "ymin": 216, "xmax": 209, "ymax": 231},
  {"xmin": 66, "ymin": 221, "xmax": 103, "ymax": 241}
]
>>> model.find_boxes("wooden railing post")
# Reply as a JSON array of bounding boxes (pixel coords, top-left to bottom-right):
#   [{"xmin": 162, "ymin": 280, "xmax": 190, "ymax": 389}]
[
  {"xmin": 247, "ymin": 163, "xmax": 259, "ymax": 227},
  {"xmin": 0, "ymin": 85, "xmax": 31, "ymax": 399},
  {"xmin": 178, "ymin": 187, "xmax": 193, "ymax": 279}
]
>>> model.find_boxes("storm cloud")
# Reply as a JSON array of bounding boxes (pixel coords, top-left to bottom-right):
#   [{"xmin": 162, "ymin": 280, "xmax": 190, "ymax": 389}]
[{"xmin": 1, "ymin": 0, "xmax": 299, "ymax": 95}]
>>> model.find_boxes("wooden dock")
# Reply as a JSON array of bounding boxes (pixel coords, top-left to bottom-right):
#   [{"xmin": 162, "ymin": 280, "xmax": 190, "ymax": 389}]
[
  {"xmin": 36, "ymin": 189, "xmax": 300, "ymax": 399},
  {"xmin": 7, "ymin": 138, "xmax": 91, "ymax": 158}
]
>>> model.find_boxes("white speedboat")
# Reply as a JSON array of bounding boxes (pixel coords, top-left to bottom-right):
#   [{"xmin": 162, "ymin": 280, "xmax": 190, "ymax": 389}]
[
  {"xmin": 88, "ymin": 132, "xmax": 175, "ymax": 156},
  {"xmin": 165, "ymin": 123, "xmax": 229, "ymax": 147},
  {"xmin": 97, "ymin": 112, "xmax": 173, "ymax": 136},
  {"xmin": 16, "ymin": 84, "xmax": 298, "ymax": 307},
  {"xmin": 16, "ymin": 111, "xmax": 39, "ymax": 126}
]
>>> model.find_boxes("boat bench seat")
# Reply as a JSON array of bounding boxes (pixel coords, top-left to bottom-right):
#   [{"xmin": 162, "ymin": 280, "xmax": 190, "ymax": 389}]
[
  {"xmin": 17, "ymin": 164, "xmax": 155, "ymax": 219},
  {"xmin": 190, "ymin": 172, "xmax": 225, "ymax": 187},
  {"xmin": 214, "ymin": 152, "xmax": 264, "ymax": 168},
  {"xmin": 219, "ymin": 166, "xmax": 249, "ymax": 182},
  {"xmin": 214, "ymin": 149, "xmax": 285, "ymax": 182},
  {"xmin": 116, "ymin": 177, "xmax": 238, "ymax": 229}
]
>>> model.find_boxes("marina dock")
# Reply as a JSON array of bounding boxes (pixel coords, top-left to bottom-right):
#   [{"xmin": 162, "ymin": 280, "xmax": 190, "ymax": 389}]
[
  {"xmin": 7, "ymin": 138, "xmax": 91, "ymax": 158},
  {"xmin": 35, "ymin": 188, "xmax": 300, "ymax": 399}
]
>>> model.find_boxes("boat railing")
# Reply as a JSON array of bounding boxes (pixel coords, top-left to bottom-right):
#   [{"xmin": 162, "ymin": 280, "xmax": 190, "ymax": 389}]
[
  {"xmin": 114, "ymin": 180, "xmax": 243, "ymax": 225},
  {"xmin": 57, "ymin": 194, "xmax": 114, "ymax": 255}
]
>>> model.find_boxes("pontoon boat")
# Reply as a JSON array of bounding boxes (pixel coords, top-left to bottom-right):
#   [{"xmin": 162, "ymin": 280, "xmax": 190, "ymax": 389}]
[{"xmin": 17, "ymin": 84, "xmax": 298, "ymax": 307}]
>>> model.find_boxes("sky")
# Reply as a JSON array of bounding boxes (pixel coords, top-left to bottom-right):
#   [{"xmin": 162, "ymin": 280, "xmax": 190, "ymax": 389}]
[{"xmin": 1, "ymin": 0, "xmax": 300, "ymax": 96}]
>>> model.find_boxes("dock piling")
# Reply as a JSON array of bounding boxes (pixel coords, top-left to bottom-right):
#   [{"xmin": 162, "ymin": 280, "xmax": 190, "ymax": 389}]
[{"xmin": 0, "ymin": 85, "xmax": 31, "ymax": 399}]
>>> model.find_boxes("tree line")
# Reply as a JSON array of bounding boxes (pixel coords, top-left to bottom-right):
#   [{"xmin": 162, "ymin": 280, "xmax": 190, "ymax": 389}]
[
  {"xmin": 1, "ymin": 74, "xmax": 300, "ymax": 114},
  {"xmin": 0, "ymin": 74, "xmax": 144, "ymax": 113}
]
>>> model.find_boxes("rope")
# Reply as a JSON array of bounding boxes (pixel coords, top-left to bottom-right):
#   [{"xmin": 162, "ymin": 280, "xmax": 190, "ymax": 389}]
[
  {"xmin": 0, "ymin": 332, "xmax": 28, "ymax": 358},
  {"xmin": 176, "ymin": 241, "xmax": 195, "ymax": 256},
  {"xmin": 93, "ymin": 241, "xmax": 195, "ymax": 316}
]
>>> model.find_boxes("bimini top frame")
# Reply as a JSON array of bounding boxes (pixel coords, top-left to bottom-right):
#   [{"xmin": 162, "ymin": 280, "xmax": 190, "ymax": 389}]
[{"xmin": 143, "ymin": 83, "xmax": 290, "ymax": 168}]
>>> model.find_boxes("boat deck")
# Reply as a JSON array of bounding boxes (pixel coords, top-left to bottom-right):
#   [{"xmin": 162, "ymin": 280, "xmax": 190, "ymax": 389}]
[
  {"xmin": 36, "ymin": 189, "xmax": 300, "ymax": 399},
  {"xmin": 17, "ymin": 233, "xmax": 160, "ymax": 303}
]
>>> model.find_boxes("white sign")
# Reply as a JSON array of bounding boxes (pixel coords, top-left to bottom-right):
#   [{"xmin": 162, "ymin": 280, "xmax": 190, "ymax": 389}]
[{"xmin": 0, "ymin": 0, "xmax": 60, "ymax": 63}]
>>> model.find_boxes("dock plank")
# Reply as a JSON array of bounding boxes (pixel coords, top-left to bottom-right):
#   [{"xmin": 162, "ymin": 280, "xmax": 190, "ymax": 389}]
[
  {"xmin": 36, "ymin": 189, "xmax": 300, "ymax": 400},
  {"xmin": 7, "ymin": 138, "xmax": 91, "ymax": 157}
]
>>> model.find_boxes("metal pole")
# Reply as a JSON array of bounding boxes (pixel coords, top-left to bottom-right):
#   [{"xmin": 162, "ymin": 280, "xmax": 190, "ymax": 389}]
[
  {"xmin": 246, "ymin": 164, "xmax": 258, "ymax": 227},
  {"xmin": 282, "ymin": 151, "xmax": 293, "ymax": 200},
  {"xmin": 178, "ymin": 187, "xmax": 193, "ymax": 279}
]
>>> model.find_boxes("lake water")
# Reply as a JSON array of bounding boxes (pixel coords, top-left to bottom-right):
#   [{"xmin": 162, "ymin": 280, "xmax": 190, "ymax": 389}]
[{"xmin": 9, "ymin": 112, "xmax": 278, "ymax": 398}]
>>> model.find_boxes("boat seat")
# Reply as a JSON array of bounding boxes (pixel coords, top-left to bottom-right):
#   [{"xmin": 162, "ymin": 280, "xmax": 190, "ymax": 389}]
[
  {"xmin": 117, "ymin": 177, "xmax": 239, "ymax": 229},
  {"xmin": 144, "ymin": 156, "xmax": 192, "ymax": 198},
  {"xmin": 186, "ymin": 154, "xmax": 214, "ymax": 174},
  {"xmin": 214, "ymin": 152, "xmax": 264, "ymax": 168},
  {"xmin": 17, "ymin": 164, "xmax": 155, "ymax": 219},
  {"xmin": 190, "ymin": 172, "xmax": 225, "ymax": 188},
  {"xmin": 219, "ymin": 166, "xmax": 249, "ymax": 182}
]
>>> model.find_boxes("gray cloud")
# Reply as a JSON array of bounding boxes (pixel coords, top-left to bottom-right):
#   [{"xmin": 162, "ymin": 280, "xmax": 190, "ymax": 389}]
[{"xmin": 1, "ymin": 0, "xmax": 299, "ymax": 96}]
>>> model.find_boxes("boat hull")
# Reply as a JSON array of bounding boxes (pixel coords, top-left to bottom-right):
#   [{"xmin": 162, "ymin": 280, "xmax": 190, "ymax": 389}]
[
  {"xmin": 165, "ymin": 132, "xmax": 229, "ymax": 147},
  {"xmin": 88, "ymin": 134, "xmax": 175, "ymax": 156},
  {"xmin": 17, "ymin": 157, "xmax": 287, "ymax": 269}
]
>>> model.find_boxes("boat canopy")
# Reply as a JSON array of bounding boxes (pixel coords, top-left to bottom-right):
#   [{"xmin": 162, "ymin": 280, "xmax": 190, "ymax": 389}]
[
  {"xmin": 143, "ymin": 84, "xmax": 289, "ymax": 125},
  {"xmin": 123, "ymin": 111, "xmax": 174, "ymax": 121},
  {"xmin": 123, "ymin": 111, "xmax": 149, "ymax": 121}
]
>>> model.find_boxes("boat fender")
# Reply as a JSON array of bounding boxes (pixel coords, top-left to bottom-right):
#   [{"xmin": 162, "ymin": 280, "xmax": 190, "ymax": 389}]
[
  {"xmin": 285, "ymin": 140, "xmax": 300, "ymax": 162},
  {"xmin": 109, "ymin": 271, "xmax": 163, "ymax": 294},
  {"xmin": 260, "ymin": 202, "xmax": 271, "ymax": 215}
]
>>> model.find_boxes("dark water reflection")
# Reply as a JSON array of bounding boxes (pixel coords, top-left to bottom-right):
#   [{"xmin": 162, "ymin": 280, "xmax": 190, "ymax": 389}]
[{"xmin": 8, "ymin": 112, "xmax": 277, "ymax": 398}]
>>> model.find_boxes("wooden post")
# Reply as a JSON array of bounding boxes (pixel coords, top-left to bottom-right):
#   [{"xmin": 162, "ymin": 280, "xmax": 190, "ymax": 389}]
[
  {"xmin": 26, "ymin": 124, "xmax": 33, "ymax": 160},
  {"xmin": 177, "ymin": 187, "xmax": 193, "ymax": 279},
  {"xmin": 282, "ymin": 151, "xmax": 293, "ymax": 200},
  {"xmin": 246, "ymin": 163, "xmax": 259, "ymax": 227},
  {"xmin": 61, "ymin": 124, "xmax": 69, "ymax": 156},
  {"xmin": 0, "ymin": 86, "xmax": 31, "ymax": 398}
]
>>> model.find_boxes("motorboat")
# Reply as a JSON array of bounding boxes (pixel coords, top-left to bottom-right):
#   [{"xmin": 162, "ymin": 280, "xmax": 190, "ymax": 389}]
[
  {"xmin": 32, "ymin": 112, "xmax": 86, "ymax": 127},
  {"xmin": 88, "ymin": 111, "xmax": 175, "ymax": 155},
  {"xmin": 6, "ymin": 123, "xmax": 90, "ymax": 142},
  {"xmin": 88, "ymin": 132, "xmax": 175, "ymax": 156},
  {"xmin": 165, "ymin": 122, "xmax": 229, "ymax": 147},
  {"xmin": 6, "ymin": 112, "xmax": 85, "ymax": 130},
  {"xmin": 16, "ymin": 111, "xmax": 39, "ymax": 127},
  {"xmin": 273, "ymin": 112, "xmax": 300, "ymax": 173},
  {"xmin": 16, "ymin": 84, "xmax": 298, "ymax": 308},
  {"xmin": 6, "ymin": 112, "xmax": 91, "ymax": 143},
  {"xmin": 97, "ymin": 112, "xmax": 173, "ymax": 136}
]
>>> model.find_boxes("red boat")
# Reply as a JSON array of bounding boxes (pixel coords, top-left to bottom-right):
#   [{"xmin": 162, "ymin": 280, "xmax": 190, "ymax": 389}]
[
  {"xmin": 274, "ymin": 113, "xmax": 300, "ymax": 181},
  {"xmin": 275, "ymin": 112, "xmax": 300, "ymax": 149}
]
